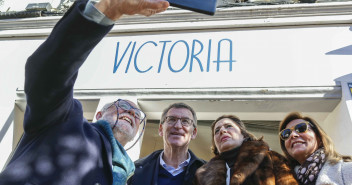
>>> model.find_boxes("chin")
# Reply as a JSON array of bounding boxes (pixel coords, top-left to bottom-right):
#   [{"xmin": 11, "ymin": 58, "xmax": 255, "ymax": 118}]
[
  {"xmin": 169, "ymin": 140, "xmax": 187, "ymax": 147},
  {"xmin": 116, "ymin": 125, "xmax": 133, "ymax": 137}
]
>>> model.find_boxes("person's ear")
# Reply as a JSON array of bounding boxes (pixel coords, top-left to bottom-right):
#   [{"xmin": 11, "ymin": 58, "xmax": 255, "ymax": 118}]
[
  {"xmin": 158, "ymin": 124, "xmax": 164, "ymax": 137},
  {"xmin": 96, "ymin": 111, "xmax": 103, "ymax": 120},
  {"xmin": 191, "ymin": 127, "xmax": 197, "ymax": 139}
]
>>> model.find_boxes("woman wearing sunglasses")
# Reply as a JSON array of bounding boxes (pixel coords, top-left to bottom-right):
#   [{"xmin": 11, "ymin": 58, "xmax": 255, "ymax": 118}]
[
  {"xmin": 279, "ymin": 112, "xmax": 352, "ymax": 185},
  {"xmin": 195, "ymin": 115, "xmax": 298, "ymax": 185}
]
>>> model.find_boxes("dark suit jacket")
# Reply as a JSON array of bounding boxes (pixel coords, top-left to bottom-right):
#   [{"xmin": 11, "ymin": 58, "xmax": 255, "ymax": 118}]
[
  {"xmin": 0, "ymin": 1, "xmax": 116, "ymax": 185},
  {"xmin": 127, "ymin": 149, "xmax": 205, "ymax": 185}
]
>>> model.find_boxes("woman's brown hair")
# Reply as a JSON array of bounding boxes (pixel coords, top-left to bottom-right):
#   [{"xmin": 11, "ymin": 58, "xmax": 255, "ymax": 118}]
[{"xmin": 279, "ymin": 112, "xmax": 352, "ymax": 167}]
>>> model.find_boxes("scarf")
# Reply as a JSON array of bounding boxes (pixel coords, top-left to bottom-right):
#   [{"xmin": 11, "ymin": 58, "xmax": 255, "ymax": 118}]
[
  {"xmin": 296, "ymin": 147, "xmax": 326, "ymax": 185},
  {"xmin": 97, "ymin": 120, "xmax": 135, "ymax": 185}
]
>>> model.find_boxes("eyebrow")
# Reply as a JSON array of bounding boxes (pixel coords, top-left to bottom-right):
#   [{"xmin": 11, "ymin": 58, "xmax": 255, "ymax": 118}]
[
  {"xmin": 214, "ymin": 123, "xmax": 230, "ymax": 131},
  {"xmin": 167, "ymin": 115, "xmax": 192, "ymax": 119}
]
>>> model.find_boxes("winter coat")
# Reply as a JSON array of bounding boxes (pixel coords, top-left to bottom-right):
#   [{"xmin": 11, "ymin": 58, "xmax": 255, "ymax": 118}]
[
  {"xmin": 195, "ymin": 140, "xmax": 299, "ymax": 185},
  {"xmin": 315, "ymin": 160, "xmax": 352, "ymax": 185},
  {"xmin": 128, "ymin": 149, "xmax": 205, "ymax": 185}
]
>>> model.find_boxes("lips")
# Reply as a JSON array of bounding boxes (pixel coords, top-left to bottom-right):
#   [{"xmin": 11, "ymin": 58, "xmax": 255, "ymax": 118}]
[
  {"xmin": 119, "ymin": 115, "xmax": 134, "ymax": 127},
  {"xmin": 220, "ymin": 136, "xmax": 230, "ymax": 142},
  {"xmin": 170, "ymin": 132, "xmax": 184, "ymax": 136}
]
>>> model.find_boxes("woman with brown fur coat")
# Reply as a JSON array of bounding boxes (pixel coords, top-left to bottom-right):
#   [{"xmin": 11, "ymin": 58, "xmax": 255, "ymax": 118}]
[{"xmin": 195, "ymin": 115, "xmax": 298, "ymax": 185}]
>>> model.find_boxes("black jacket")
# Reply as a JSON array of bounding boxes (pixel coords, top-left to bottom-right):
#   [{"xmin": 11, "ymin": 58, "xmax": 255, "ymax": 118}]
[
  {"xmin": 0, "ymin": 1, "xmax": 116, "ymax": 185},
  {"xmin": 128, "ymin": 149, "xmax": 205, "ymax": 185}
]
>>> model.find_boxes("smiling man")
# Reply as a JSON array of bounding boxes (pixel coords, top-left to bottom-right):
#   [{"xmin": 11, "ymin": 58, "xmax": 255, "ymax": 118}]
[
  {"xmin": 96, "ymin": 100, "xmax": 144, "ymax": 146},
  {"xmin": 127, "ymin": 103, "xmax": 205, "ymax": 185}
]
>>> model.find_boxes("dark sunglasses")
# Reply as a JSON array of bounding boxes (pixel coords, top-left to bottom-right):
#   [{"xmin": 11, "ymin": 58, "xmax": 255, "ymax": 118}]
[{"xmin": 279, "ymin": 122, "xmax": 313, "ymax": 140}]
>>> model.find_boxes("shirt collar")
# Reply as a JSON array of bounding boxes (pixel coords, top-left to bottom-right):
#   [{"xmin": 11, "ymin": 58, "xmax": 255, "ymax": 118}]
[{"xmin": 159, "ymin": 151, "xmax": 191, "ymax": 176}]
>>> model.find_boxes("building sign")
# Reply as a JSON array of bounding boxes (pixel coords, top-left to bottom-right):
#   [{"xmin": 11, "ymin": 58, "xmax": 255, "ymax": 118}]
[
  {"xmin": 3, "ymin": 26, "xmax": 351, "ymax": 90},
  {"xmin": 113, "ymin": 39, "xmax": 235, "ymax": 74}
]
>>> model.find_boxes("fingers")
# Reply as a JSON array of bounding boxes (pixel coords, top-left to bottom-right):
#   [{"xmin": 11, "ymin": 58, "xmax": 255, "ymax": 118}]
[
  {"xmin": 96, "ymin": 0, "xmax": 170, "ymax": 20},
  {"xmin": 139, "ymin": 7, "xmax": 168, "ymax": 16},
  {"xmin": 145, "ymin": 0, "xmax": 170, "ymax": 10},
  {"xmin": 138, "ymin": 0, "xmax": 169, "ymax": 16}
]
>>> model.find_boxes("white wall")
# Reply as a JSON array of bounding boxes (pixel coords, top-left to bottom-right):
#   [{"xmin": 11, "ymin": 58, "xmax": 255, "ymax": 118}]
[
  {"xmin": 322, "ymin": 75, "xmax": 352, "ymax": 155},
  {"xmin": 1, "ymin": 13, "xmax": 352, "ymax": 170}
]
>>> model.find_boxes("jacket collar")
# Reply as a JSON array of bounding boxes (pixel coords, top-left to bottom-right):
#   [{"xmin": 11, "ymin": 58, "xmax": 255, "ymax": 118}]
[
  {"xmin": 136, "ymin": 149, "xmax": 204, "ymax": 167},
  {"xmin": 196, "ymin": 140, "xmax": 269, "ymax": 185}
]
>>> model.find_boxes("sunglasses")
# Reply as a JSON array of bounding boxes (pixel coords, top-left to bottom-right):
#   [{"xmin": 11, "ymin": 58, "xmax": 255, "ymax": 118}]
[{"xmin": 279, "ymin": 122, "xmax": 313, "ymax": 140}]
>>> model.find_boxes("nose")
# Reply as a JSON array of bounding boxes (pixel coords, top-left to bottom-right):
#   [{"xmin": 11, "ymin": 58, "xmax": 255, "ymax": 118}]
[
  {"xmin": 289, "ymin": 130, "xmax": 299, "ymax": 139},
  {"xmin": 219, "ymin": 126, "xmax": 227, "ymax": 134},
  {"xmin": 173, "ymin": 119, "xmax": 183, "ymax": 128},
  {"xmin": 126, "ymin": 109, "xmax": 136, "ymax": 118}
]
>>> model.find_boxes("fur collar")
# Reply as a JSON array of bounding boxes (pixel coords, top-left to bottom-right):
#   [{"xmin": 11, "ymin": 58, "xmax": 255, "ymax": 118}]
[{"xmin": 196, "ymin": 139, "xmax": 292, "ymax": 185}]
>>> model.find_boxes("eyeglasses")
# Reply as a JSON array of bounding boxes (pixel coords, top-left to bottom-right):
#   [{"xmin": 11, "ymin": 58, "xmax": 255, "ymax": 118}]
[
  {"xmin": 279, "ymin": 122, "xmax": 313, "ymax": 140},
  {"xmin": 165, "ymin": 116, "xmax": 194, "ymax": 127},
  {"xmin": 112, "ymin": 99, "xmax": 146, "ymax": 120}
]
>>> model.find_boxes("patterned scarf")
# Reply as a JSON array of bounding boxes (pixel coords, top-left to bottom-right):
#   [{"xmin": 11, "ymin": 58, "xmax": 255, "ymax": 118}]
[
  {"xmin": 97, "ymin": 120, "xmax": 135, "ymax": 185},
  {"xmin": 296, "ymin": 147, "xmax": 326, "ymax": 185}
]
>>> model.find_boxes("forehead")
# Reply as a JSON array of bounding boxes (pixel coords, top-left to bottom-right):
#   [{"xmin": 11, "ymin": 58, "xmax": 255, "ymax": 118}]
[
  {"xmin": 124, "ymin": 100, "xmax": 138, "ymax": 108},
  {"xmin": 286, "ymin": 119, "xmax": 306, "ymax": 128},
  {"xmin": 166, "ymin": 108, "xmax": 192, "ymax": 118},
  {"xmin": 214, "ymin": 118, "xmax": 239, "ymax": 129},
  {"xmin": 105, "ymin": 100, "xmax": 138, "ymax": 112}
]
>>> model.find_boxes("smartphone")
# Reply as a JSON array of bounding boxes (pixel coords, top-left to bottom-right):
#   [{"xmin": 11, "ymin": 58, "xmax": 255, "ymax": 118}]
[{"xmin": 167, "ymin": 0, "xmax": 218, "ymax": 15}]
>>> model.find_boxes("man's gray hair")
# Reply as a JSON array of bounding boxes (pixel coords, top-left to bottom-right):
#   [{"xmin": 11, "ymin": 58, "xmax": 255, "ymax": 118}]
[
  {"xmin": 100, "ymin": 102, "xmax": 115, "ymax": 112},
  {"xmin": 160, "ymin": 102, "xmax": 197, "ymax": 127}
]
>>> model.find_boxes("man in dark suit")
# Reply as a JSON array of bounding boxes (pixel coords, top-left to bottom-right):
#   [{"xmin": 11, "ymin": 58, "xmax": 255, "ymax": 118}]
[
  {"xmin": 0, "ymin": 0, "xmax": 169, "ymax": 184},
  {"xmin": 128, "ymin": 103, "xmax": 206, "ymax": 185}
]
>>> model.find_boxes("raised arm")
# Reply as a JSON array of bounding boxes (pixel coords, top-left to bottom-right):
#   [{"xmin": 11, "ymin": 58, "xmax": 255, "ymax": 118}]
[{"xmin": 24, "ymin": 0, "xmax": 169, "ymax": 134}]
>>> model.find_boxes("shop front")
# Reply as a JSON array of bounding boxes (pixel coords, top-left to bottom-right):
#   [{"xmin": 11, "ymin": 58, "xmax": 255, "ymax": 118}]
[{"xmin": 1, "ymin": 2, "xmax": 352, "ymax": 169}]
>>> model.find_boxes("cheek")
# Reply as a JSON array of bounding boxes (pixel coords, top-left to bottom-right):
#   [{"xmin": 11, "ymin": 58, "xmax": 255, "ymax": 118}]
[
  {"xmin": 135, "ymin": 119, "xmax": 141, "ymax": 126},
  {"xmin": 284, "ymin": 140, "xmax": 291, "ymax": 151},
  {"xmin": 214, "ymin": 135, "xmax": 220, "ymax": 146},
  {"xmin": 309, "ymin": 135, "xmax": 319, "ymax": 148}
]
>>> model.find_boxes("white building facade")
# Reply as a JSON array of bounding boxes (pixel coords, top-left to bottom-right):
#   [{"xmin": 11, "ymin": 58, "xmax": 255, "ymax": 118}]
[{"xmin": 1, "ymin": 1, "xmax": 352, "ymax": 170}]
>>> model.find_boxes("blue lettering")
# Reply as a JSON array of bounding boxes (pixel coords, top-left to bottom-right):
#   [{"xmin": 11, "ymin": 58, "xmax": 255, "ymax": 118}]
[
  {"xmin": 207, "ymin": 39, "xmax": 212, "ymax": 72},
  {"xmin": 125, "ymin": 42, "xmax": 136, "ymax": 73},
  {"xmin": 134, "ymin": 41, "xmax": 156, "ymax": 73},
  {"xmin": 113, "ymin": 41, "xmax": 132, "ymax": 73},
  {"xmin": 213, "ymin": 39, "xmax": 235, "ymax": 72},
  {"xmin": 189, "ymin": 39, "xmax": 204, "ymax": 72},
  {"xmin": 168, "ymin": 40, "xmax": 189, "ymax": 73},
  {"xmin": 114, "ymin": 38, "xmax": 235, "ymax": 74},
  {"xmin": 158, "ymin": 41, "xmax": 171, "ymax": 73}
]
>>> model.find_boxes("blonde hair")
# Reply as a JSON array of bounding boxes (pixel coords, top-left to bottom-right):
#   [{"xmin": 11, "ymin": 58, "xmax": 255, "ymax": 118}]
[{"xmin": 279, "ymin": 112, "xmax": 352, "ymax": 167}]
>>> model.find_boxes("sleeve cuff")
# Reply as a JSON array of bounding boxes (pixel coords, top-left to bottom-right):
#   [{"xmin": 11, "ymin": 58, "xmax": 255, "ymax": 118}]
[{"xmin": 83, "ymin": 0, "xmax": 115, "ymax": 26}]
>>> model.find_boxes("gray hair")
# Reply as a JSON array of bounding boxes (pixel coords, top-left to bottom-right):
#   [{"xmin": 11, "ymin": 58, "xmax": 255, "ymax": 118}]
[{"xmin": 100, "ymin": 102, "xmax": 115, "ymax": 112}]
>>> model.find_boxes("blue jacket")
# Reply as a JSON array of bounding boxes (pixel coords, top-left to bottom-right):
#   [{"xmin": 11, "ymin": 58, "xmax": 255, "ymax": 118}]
[
  {"xmin": 127, "ymin": 149, "xmax": 205, "ymax": 185},
  {"xmin": 0, "ymin": 1, "xmax": 116, "ymax": 185}
]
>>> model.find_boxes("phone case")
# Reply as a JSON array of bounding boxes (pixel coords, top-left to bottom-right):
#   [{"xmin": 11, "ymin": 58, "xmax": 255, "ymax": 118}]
[{"xmin": 167, "ymin": 0, "xmax": 218, "ymax": 15}]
